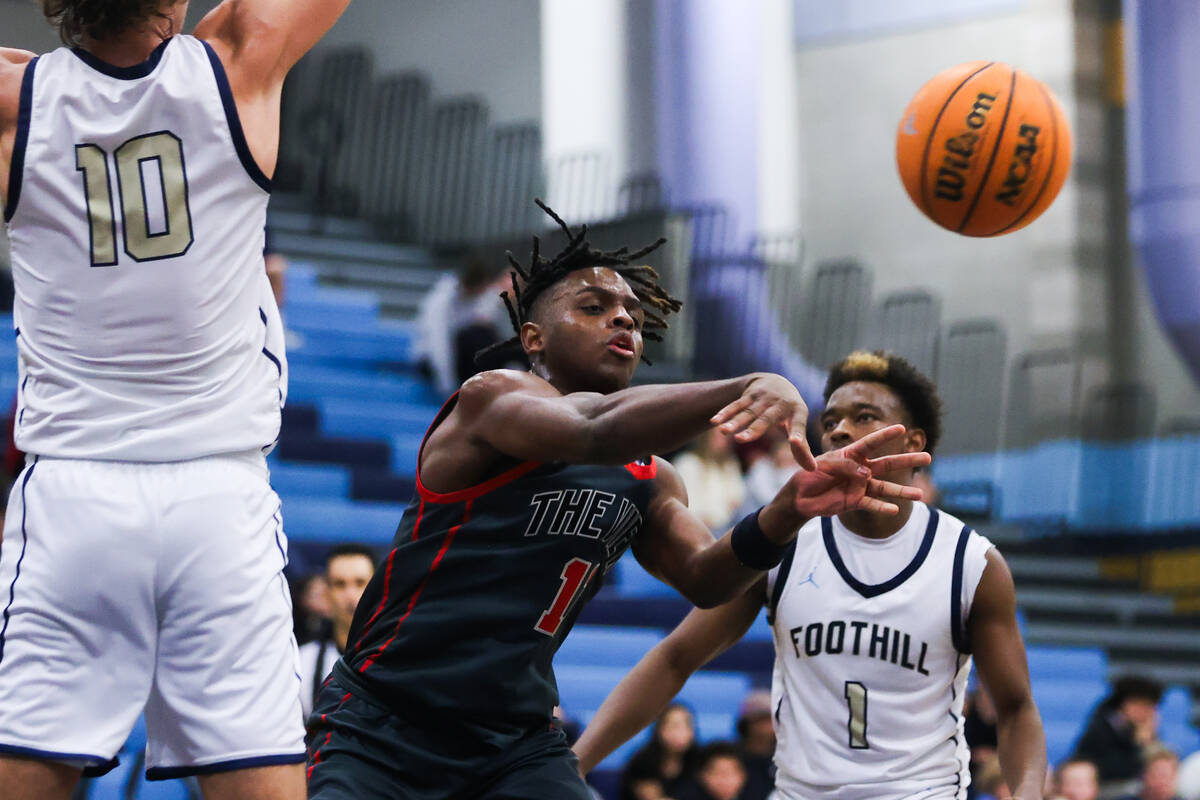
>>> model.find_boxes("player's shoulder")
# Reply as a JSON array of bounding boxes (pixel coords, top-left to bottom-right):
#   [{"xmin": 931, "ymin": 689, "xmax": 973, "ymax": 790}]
[
  {"xmin": 0, "ymin": 48, "xmax": 37, "ymax": 117},
  {"xmin": 458, "ymin": 369, "xmax": 557, "ymax": 407}
]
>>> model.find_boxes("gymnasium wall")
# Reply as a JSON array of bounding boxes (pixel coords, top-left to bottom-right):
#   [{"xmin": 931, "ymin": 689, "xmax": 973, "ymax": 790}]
[{"xmin": 790, "ymin": 0, "xmax": 1200, "ymax": 427}]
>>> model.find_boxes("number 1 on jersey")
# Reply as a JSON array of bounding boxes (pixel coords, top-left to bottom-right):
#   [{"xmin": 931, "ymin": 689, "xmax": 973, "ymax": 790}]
[
  {"xmin": 844, "ymin": 680, "xmax": 869, "ymax": 749},
  {"xmin": 535, "ymin": 557, "xmax": 595, "ymax": 637}
]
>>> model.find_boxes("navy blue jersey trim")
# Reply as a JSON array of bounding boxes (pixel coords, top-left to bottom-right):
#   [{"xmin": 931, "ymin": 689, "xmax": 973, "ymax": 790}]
[
  {"xmin": 146, "ymin": 752, "xmax": 306, "ymax": 780},
  {"xmin": 200, "ymin": 40, "xmax": 272, "ymax": 193},
  {"xmin": 821, "ymin": 507, "xmax": 939, "ymax": 599},
  {"xmin": 765, "ymin": 540, "xmax": 797, "ymax": 625},
  {"xmin": 262, "ymin": 347, "xmax": 282, "ymax": 376},
  {"xmin": 0, "ymin": 461, "xmax": 37, "ymax": 665},
  {"xmin": 0, "ymin": 742, "xmax": 118, "ymax": 774},
  {"xmin": 3, "ymin": 56, "xmax": 38, "ymax": 223},
  {"xmin": 71, "ymin": 37, "xmax": 170, "ymax": 80},
  {"xmin": 950, "ymin": 525, "xmax": 974, "ymax": 654}
]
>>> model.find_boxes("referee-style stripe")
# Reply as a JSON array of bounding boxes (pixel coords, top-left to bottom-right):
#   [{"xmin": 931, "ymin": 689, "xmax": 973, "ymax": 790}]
[{"xmin": 0, "ymin": 460, "xmax": 37, "ymax": 665}]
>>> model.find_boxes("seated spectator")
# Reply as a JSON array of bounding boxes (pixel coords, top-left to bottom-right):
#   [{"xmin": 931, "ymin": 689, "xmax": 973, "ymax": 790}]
[
  {"xmin": 414, "ymin": 253, "xmax": 509, "ymax": 397},
  {"xmin": 672, "ymin": 428, "xmax": 746, "ymax": 531},
  {"xmin": 735, "ymin": 690, "xmax": 775, "ymax": 800},
  {"xmin": 741, "ymin": 434, "xmax": 795, "ymax": 512},
  {"xmin": 1074, "ymin": 676, "xmax": 1165, "ymax": 796},
  {"xmin": 1118, "ymin": 746, "xmax": 1184, "ymax": 800},
  {"xmin": 1055, "ymin": 758, "xmax": 1101, "ymax": 800},
  {"xmin": 973, "ymin": 755, "xmax": 1010, "ymax": 800},
  {"xmin": 297, "ymin": 544, "xmax": 376, "ymax": 719},
  {"xmin": 292, "ymin": 572, "xmax": 330, "ymax": 645},
  {"xmin": 620, "ymin": 703, "xmax": 699, "ymax": 800},
  {"xmin": 966, "ymin": 686, "xmax": 1000, "ymax": 769},
  {"xmin": 674, "ymin": 742, "xmax": 747, "ymax": 800}
]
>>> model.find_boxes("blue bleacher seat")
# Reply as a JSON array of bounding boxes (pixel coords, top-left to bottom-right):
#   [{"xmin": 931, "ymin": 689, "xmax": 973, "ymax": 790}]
[
  {"xmin": 613, "ymin": 553, "xmax": 675, "ymax": 598},
  {"xmin": 556, "ymin": 626, "xmax": 663, "ymax": 668},
  {"xmin": 320, "ymin": 398, "xmax": 438, "ymax": 440},
  {"xmin": 279, "ymin": 496, "xmax": 405, "ymax": 545},
  {"xmin": 269, "ymin": 462, "xmax": 350, "ymax": 499},
  {"xmin": 391, "ymin": 433, "xmax": 425, "ymax": 476},
  {"xmin": 135, "ymin": 777, "xmax": 194, "ymax": 800},
  {"xmin": 1024, "ymin": 645, "xmax": 1105, "ymax": 681},
  {"xmin": 1030, "ymin": 677, "xmax": 1107, "ymax": 723},
  {"xmin": 289, "ymin": 366, "xmax": 435, "ymax": 406},
  {"xmin": 1043, "ymin": 719, "xmax": 1083, "ymax": 766},
  {"xmin": 556, "ymin": 665, "xmax": 750, "ymax": 716},
  {"xmin": 123, "ymin": 714, "xmax": 147, "ymax": 754}
]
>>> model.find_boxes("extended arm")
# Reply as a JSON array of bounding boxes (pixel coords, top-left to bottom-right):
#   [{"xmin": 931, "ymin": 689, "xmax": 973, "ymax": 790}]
[
  {"xmin": 969, "ymin": 549, "xmax": 1046, "ymax": 800},
  {"xmin": 572, "ymin": 585, "xmax": 764, "ymax": 774},
  {"xmin": 195, "ymin": 0, "xmax": 351, "ymax": 81},
  {"xmin": 457, "ymin": 369, "xmax": 811, "ymax": 467}
]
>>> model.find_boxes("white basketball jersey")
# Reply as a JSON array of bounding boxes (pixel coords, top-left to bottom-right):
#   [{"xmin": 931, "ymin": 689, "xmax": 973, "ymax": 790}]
[
  {"xmin": 766, "ymin": 504, "xmax": 992, "ymax": 800},
  {"xmin": 3, "ymin": 36, "xmax": 286, "ymax": 461}
]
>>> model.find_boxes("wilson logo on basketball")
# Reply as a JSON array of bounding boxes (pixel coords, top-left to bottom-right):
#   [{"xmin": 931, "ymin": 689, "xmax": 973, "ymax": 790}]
[
  {"xmin": 896, "ymin": 60, "xmax": 1072, "ymax": 236},
  {"xmin": 934, "ymin": 91, "xmax": 997, "ymax": 202},
  {"xmin": 995, "ymin": 124, "xmax": 1040, "ymax": 206}
]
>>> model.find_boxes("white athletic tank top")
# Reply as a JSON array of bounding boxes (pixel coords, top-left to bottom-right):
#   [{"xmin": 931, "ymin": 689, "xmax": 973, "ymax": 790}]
[
  {"xmin": 765, "ymin": 504, "xmax": 992, "ymax": 800},
  {"xmin": 3, "ymin": 35, "xmax": 286, "ymax": 461}
]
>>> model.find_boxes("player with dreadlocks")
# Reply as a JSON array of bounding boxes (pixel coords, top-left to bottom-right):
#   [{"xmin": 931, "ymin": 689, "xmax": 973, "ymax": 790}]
[{"xmin": 306, "ymin": 203, "xmax": 929, "ymax": 799}]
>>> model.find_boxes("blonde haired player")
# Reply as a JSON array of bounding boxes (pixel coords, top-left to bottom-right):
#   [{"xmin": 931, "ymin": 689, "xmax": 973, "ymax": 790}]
[
  {"xmin": 575, "ymin": 351, "xmax": 1047, "ymax": 800},
  {"xmin": 0, "ymin": 1, "xmax": 349, "ymax": 798}
]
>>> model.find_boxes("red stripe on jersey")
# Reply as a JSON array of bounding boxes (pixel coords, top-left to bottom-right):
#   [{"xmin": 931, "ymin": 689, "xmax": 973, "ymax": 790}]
[
  {"xmin": 416, "ymin": 459, "xmax": 541, "ymax": 504},
  {"xmin": 411, "ymin": 498, "xmax": 425, "ymax": 541},
  {"xmin": 353, "ymin": 543, "xmax": 401, "ymax": 650},
  {"xmin": 413, "ymin": 390, "xmax": 542, "ymax": 503},
  {"xmin": 307, "ymin": 692, "xmax": 351, "ymax": 780},
  {"xmin": 358, "ymin": 499, "xmax": 474, "ymax": 673},
  {"xmin": 624, "ymin": 458, "xmax": 657, "ymax": 480}
]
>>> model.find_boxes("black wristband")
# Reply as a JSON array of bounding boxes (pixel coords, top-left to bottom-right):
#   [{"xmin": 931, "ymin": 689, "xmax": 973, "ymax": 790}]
[{"xmin": 730, "ymin": 507, "xmax": 787, "ymax": 570}]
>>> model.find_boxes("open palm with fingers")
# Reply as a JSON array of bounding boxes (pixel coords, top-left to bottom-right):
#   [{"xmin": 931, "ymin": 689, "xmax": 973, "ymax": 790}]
[{"xmin": 787, "ymin": 424, "xmax": 930, "ymax": 518}]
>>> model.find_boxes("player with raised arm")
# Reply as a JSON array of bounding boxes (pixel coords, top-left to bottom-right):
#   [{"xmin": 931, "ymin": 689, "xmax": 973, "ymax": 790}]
[
  {"xmin": 304, "ymin": 205, "xmax": 929, "ymax": 799},
  {"xmin": 574, "ymin": 351, "xmax": 1046, "ymax": 800},
  {"xmin": 0, "ymin": 1, "xmax": 349, "ymax": 798}
]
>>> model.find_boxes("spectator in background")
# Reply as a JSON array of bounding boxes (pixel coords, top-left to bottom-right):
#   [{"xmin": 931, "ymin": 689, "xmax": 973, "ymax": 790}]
[
  {"xmin": 1118, "ymin": 747, "xmax": 1184, "ymax": 800},
  {"xmin": 973, "ymin": 755, "xmax": 1010, "ymax": 800},
  {"xmin": 672, "ymin": 428, "xmax": 746, "ymax": 531},
  {"xmin": 1074, "ymin": 675, "xmax": 1165, "ymax": 796},
  {"xmin": 734, "ymin": 690, "xmax": 774, "ymax": 800},
  {"xmin": 674, "ymin": 742, "xmax": 747, "ymax": 800},
  {"xmin": 966, "ymin": 685, "xmax": 1000, "ymax": 797},
  {"xmin": 1055, "ymin": 758, "xmax": 1101, "ymax": 800},
  {"xmin": 292, "ymin": 573, "xmax": 331, "ymax": 645},
  {"xmin": 740, "ymin": 433, "xmax": 795, "ymax": 512},
  {"xmin": 298, "ymin": 544, "xmax": 376, "ymax": 719},
  {"xmin": 414, "ymin": 252, "xmax": 509, "ymax": 397},
  {"xmin": 620, "ymin": 703, "xmax": 699, "ymax": 800}
]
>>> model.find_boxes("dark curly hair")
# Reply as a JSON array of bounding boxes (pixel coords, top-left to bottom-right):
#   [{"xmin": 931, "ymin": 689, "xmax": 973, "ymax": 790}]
[
  {"xmin": 41, "ymin": 0, "xmax": 178, "ymax": 46},
  {"xmin": 824, "ymin": 350, "xmax": 943, "ymax": 454},
  {"xmin": 476, "ymin": 199, "xmax": 683, "ymax": 366}
]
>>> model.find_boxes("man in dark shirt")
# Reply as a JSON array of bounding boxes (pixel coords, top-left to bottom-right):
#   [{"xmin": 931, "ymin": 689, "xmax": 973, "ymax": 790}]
[{"xmin": 1073, "ymin": 675, "xmax": 1164, "ymax": 793}]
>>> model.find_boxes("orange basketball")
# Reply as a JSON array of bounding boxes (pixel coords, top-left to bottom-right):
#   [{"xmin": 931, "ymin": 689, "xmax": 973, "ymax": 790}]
[{"xmin": 896, "ymin": 61, "xmax": 1072, "ymax": 237}]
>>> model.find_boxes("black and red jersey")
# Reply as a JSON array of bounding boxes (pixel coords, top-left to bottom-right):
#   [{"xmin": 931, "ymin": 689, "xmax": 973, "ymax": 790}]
[{"xmin": 339, "ymin": 393, "xmax": 658, "ymax": 729}]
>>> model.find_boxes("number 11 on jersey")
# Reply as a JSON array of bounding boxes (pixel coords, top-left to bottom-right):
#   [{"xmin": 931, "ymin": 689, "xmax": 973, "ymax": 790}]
[{"xmin": 535, "ymin": 557, "xmax": 596, "ymax": 637}]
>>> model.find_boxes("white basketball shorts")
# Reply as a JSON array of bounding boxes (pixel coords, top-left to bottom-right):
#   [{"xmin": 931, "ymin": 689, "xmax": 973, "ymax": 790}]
[{"xmin": 0, "ymin": 452, "xmax": 305, "ymax": 779}]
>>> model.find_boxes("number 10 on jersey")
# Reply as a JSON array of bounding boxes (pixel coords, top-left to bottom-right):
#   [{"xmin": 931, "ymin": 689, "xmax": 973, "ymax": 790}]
[{"xmin": 75, "ymin": 131, "xmax": 194, "ymax": 266}]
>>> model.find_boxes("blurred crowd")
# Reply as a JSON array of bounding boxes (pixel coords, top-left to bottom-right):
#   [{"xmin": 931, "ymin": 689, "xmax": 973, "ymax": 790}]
[{"xmin": 966, "ymin": 677, "xmax": 1200, "ymax": 800}]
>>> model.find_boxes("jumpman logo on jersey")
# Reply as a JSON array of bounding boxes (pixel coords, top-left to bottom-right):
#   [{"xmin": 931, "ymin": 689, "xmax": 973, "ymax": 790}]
[{"xmin": 796, "ymin": 569, "xmax": 820, "ymax": 589}]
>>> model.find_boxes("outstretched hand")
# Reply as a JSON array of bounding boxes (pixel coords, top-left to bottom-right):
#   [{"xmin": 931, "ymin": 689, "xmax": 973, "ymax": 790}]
[
  {"xmin": 710, "ymin": 374, "xmax": 817, "ymax": 470},
  {"xmin": 786, "ymin": 425, "xmax": 931, "ymax": 518}
]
